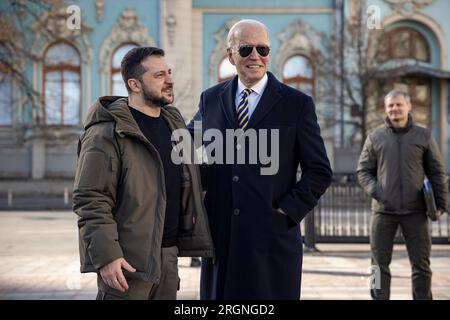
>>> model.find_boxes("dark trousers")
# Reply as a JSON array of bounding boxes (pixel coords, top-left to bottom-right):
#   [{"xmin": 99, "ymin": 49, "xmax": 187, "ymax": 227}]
[
  {"xmin": 370, "ymin": 212, "xmax": 432, "ymax": 300},
  {"xmin": 96, "ymin": 246, "xmax": 179, "ymax": 300}
]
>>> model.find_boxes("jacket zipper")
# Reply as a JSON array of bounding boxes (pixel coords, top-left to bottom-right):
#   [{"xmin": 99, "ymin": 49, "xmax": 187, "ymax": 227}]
[
  {"xmin": 397, "ymin": 135, "xmax": 404, "ymax": 211},
  {"xmin": 117, "ymin": 129, "xmax": 166, "ymax": 282}
]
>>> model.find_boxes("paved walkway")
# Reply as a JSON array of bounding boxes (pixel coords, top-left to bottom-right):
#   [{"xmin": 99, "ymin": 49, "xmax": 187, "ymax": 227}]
[{"xmin": 0, "ymin": 211, "xmax": 449, "ymax": 300}]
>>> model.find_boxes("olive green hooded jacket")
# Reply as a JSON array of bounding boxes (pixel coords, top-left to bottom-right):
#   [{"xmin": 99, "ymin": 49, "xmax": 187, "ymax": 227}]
[{"xmin": 73, "ymin": 96, "xmax": 213, "ymax": 282}]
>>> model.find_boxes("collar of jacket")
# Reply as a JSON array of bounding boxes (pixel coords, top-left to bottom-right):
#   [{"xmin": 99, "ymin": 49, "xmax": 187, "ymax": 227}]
[
  {"xmin": 85, "ymin": 96, "xmax": 194, "ymax": 164},
  {"xmin": 385, "ymin": 113, "xmax": 413, "ymax": 134},
  {"xmin": 219, "ymin": 71, "xmax": 283, "ymax": 129},
  {"xmin": 93, "ymin": 96, "xmax": 185, "ymax": 138}
]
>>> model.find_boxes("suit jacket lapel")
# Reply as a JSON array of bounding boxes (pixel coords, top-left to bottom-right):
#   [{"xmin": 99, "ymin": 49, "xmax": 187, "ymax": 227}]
[
  {"xmin": 219, "ymin": 76, "xmax": 239, "ymax": 129},
  {"xmin": 247, "ymin": 72, "xmax": 283, "ymax": 129}
]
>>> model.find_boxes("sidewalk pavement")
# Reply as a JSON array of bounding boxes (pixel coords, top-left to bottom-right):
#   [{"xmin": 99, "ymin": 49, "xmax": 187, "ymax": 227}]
[{"xmin": 0, "ymin": 210, "xmax": 449, "ymax": 300}]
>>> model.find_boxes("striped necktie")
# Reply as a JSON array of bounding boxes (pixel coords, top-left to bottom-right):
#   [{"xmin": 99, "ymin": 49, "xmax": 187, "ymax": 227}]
[{"xmin": 237, "ymin": 88, "xmax": 253, "ymax": 130}]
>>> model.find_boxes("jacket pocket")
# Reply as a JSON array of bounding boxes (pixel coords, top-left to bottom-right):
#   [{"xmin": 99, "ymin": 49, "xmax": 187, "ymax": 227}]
[
  {"xmin": 375, "ymin": 182, "xmax": 396, "ymax": 211},
  {"xmin": 375, "ymin": 182, "xmax": 384, "ymax": 201}
]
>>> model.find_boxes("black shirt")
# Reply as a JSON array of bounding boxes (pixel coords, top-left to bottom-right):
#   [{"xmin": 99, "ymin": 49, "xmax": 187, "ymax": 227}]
[{"xmin": 129, "ymin": 106, "xmax": 181, "ymax": 248}]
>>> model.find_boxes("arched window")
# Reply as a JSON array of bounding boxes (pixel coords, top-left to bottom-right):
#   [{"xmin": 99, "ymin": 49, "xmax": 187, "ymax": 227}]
[
  {"xmin": 111, "ymin": 43, "xmax": 138, "ymax": 96},
  {"xmin": 375, "ymin": 27, "xmax": 432, "ymax": 128},
  {"xmin": 0, "ymin": 43, "xmax": 12, "ymax": 125},
  {"xmin": 43, "ymin": 42, "xmax": 81, "ymax": 125},
  {"xmin": 217, "ymin": 56, "xmax": 236, "ymax": 83},
  {"xmin": 282, "ymin": 55, "xmax": 314, "ymax": 96},
  {"xmin": 377, "ymin": 28, "xmax": 430, "ymax": 63}
]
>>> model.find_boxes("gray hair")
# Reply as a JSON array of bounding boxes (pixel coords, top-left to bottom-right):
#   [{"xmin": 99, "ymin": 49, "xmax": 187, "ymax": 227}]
[
  {"xmin": 227, "ymin": 19, "xmax": 270, "ymax": 48},
  {"xmin": 384, "ymin": 89, "xmax": 411, "ymax": 104}
]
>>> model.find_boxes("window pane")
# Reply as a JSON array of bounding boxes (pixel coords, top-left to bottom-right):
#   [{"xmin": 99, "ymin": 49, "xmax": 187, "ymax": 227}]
[
  {"xmin": 218, "ymin": 58, "xmax": 236, "ymax": 80},
  {"xmin": 393, "ymin": 82, "xmax": 409, "ymax": 93},
  {"xmin": 45, "ymin": 72, "xmax": 62, "ymax": 124},
  {"xmin": 63, "ymin": 86, "xmax": 80, "ymax": 125},
  {"xmin": 44, "ymin": 44, "xmax": 82, "ymax": 125},
  {"xmin": 45, "ymin": 71, "xmax": 61, "ymax": 82},
  {"xmin": 64, "ymin": 70, "xmax": 79, "ymax": 81},
  {"xmin": 376, "ymin": 37, "xmax": 390, "ymax": 63},
  {"xmin": 415, "ymin": 39, "xmax": 428, "ymax": 61},
  {"xmin": 414, "ymin": 85, "xmax": 428, "ymax": 104},
  {"xmin": 63, "ymin": 71, "xmax": 80, "ymax": 125},
  {"xmin": 112, "ymin": 44, "xmax": 138, "ymax": 68},
  {"xmin": 112, "ymin": 72, "xmax": 128, "ymax": 96},
  {"xmin": 0, "ymin": 72, "xmax": 12, "ymax": 125},
  {"xmin": 0, "ymin": 41, "xmax": 12, "ymax": 125},
  {"xmin": 45, "ymin": 43, "xmax": 80, "ymax": 66},
  {"xmin": 392, "ymin": 31, "xmax": 410, "ymax": 59},
  {"xmin": 283, "ymin": 55, "xmax": 313, "ymax": 79},
  {"xmin": 379, "ymin": 28, "xmax": 430, "ymax": 62},
  {"xmin": 412, "ymin": 106, "xmax": 429, "ymax": 128}
]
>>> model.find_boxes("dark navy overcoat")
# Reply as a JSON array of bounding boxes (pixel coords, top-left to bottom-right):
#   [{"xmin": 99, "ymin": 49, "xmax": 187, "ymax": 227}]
[{"xmin": 188, "ymin": 72, "xmax": 332, "ymax": 300}]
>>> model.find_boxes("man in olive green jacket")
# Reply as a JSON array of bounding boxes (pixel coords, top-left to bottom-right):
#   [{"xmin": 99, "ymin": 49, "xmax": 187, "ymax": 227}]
[
  {"xmin": 357, "ymin": 89, "xmax": 449, "ymax": 300},
  {"xmin": 73, "ymin": 47, "xmax": 213, "ymax": 300}
]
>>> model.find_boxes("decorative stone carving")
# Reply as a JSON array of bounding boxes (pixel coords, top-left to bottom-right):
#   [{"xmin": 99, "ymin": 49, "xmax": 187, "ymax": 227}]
[
  {"xmin": 384, "ymin": 0, "xmax": 433, "ymax": 13},
  {"xmin": 95, "ymin": 0, "xmax": 104, "ymax": 22},
  {"xmin": 99, "ymin": 8, "xmax": 156, "ymax": 73},
  {"xmin": 209, "ymin": 18, "xmax": 239, "ymax": 85},
  {"xmin": 274, "ymin": 19, "xmax": 331, "ymax": 125},
  {"xmin": 166, "ymin": 14, "xmax": 177, "ymax": 47},
  {"xmin": 273, "ymin": 19, "xmax": 322, "ymax": 78},
  {"xmin": 0, "ymin": 16, "xmax": 19, "ymax": 41},
  {"xmin": 18, "ymin": 0, "xmax": 26, "ymax": 18},
  {"xmin": 28, "ymin": 0, "xmax": 92, "ymax": 135},
  {"xmin": 99, "ymin": 8, "xmax": 156, "ymax": 94},
  {"xmin": 30, "ymin": 0, "xmax": 93, "ymax": 63}
]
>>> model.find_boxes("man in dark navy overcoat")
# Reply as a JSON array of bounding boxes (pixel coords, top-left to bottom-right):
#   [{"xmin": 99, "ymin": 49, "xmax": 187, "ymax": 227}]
[{"xmin": 188, "ymin": 19, "xmax": 332, "ymax": 300}]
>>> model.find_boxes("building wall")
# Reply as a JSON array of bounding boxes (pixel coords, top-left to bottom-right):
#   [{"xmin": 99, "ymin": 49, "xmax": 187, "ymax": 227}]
[
  {"xmin": 365, "ymin": 0, "xmax": 450, "ymax": 168},
  {"xmin": 1, "ymin": 0, "xmax": 449, "ymax": 194},
  {"xmin": 1, "ymin": 0, "xmax": 162, "ymax": 180}
]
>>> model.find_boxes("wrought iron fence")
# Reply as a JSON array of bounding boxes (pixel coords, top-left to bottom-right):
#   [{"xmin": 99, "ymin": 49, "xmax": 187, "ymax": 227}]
[{"xmin": 301, "ymin": 173, "xmax": 450, "ymax": 245}]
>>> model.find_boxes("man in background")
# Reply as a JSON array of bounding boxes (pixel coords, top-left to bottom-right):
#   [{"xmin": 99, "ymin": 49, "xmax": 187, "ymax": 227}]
[{"xmin": 357, "ymin": 89, "xmax": 448, "ymax": 299}]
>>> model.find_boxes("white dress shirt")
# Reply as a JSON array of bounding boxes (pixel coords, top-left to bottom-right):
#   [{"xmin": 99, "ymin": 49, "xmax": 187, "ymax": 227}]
[{"xmin": 235, "ymin": 73, "xmax": 268, "ymax": 120}]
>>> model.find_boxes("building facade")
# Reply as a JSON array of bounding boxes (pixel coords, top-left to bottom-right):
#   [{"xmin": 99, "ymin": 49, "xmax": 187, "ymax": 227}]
[{"xmin": 0, "ymin": 0, "xmax": 449, "ymax": 206}]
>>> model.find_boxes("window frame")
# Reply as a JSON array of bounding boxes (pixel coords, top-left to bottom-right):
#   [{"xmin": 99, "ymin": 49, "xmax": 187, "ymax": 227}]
[
  {"xmin": 42, "ymin": 41, "xmax": 82, "ymax": 126},
  {"xmin": 0, "ymin": 43, "xmax": 13, "ymax": 127},
  {"xmin": 377, "ymin": 27, "xmax": 431, "ymax": 63},
  {"xmin": 282, "ymin": 54, "xmax": 315, "ymax": 97},
  {"xmin": 217, "ymin": 55, "xmax": 236, "ymax": 83},
  {"xmin": 110, "ymin": 42, "xmax": 139, "ymax": 95}
]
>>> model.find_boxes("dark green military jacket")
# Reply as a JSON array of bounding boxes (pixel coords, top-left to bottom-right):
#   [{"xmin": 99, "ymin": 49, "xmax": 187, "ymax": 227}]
[
  {"xmin": 73, "ymin": 96, "xmax": 213, "ymax": 283},
  {"xmin": 357, "ymin": 115, "xmax": 448, "ymax": 214}
]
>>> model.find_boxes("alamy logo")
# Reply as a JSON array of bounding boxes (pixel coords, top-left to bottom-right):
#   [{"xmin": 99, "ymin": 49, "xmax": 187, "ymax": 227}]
[
  {"xmin": 171, "ymin": 121, "xmax": 280, "ymax": 176},
  {"xmin": 366, "ymin": 5, "xmax": 381, "ymax": 30},
  {"xmin": 66, "ymin": 5, "xmax": 81, "ymax": 30}
]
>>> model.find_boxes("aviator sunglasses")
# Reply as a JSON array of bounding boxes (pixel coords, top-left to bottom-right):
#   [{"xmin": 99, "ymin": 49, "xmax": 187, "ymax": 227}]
[{"xmin": 235, "ymin": 45, "xmax": 271, "ymax": 57}]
